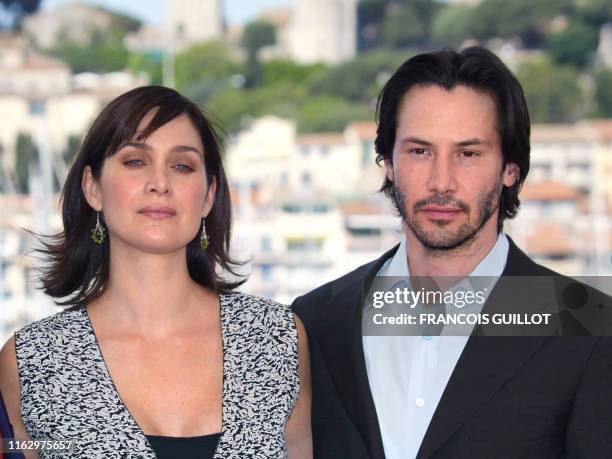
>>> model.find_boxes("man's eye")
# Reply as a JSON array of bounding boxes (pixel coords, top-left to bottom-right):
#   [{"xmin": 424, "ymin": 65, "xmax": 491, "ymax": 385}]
[
  {"xmin": 410, "ymin": 148, "xmax": 427, "ymax": 155},
  {"xmin": 460, "ymin": 150, "xmax": 478, "ymax": 158}
]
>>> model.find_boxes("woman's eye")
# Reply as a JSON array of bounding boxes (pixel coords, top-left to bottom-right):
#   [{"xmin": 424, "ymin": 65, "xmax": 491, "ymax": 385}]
[
  {"xmin": 175, "ymin": 164, "xmax": 194, "ymax": 172},
  {"xmin": 124, "ymin": 159, "xmax": 144, "ymax": 166}
]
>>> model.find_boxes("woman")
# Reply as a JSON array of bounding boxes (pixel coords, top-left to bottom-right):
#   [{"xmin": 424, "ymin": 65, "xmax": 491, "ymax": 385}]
[
  {"xmin": 1, "ymin": 389, "xmax": 25, "ymax": 459},
  {"xmin": 0, "ymin": 86, "xmax": 311, "ymax": 458},
  {"xmin": 2, "ymin": 389, "xmax": 23, "ymax": 459}
]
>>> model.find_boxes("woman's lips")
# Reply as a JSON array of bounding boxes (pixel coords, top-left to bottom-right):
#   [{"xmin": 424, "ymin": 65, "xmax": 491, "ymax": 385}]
[{"xmin": 139, "ymin": 210, "xmax": 176, "ymax": 220}]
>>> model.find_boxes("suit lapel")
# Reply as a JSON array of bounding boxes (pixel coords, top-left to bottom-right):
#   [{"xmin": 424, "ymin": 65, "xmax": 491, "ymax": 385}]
[
  {"xmin": 316, "ymin": 247, "xmax": 398, "ymax": 459},
  {"xmin": 417, "ymin": 237, "xmax": 551, "ymax": 457}
]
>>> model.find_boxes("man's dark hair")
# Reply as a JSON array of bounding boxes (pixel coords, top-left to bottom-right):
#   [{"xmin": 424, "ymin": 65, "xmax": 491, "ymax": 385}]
[
  {"xmin": 30, "ymin": 85, "xmax": 243, "ymax": 308},
  {"xmin": 375, "ymin": 46, "xmax": 531, "ymax": 231}
]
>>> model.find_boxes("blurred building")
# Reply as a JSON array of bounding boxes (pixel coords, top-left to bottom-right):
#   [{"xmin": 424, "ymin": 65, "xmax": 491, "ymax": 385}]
[
  {"xmin": 596, "ymin": 23, "xmax": 612, "ymax": 69},
  {"xmin": 2, "ymin": 102, "xmax": 611, "ymax": 340},
  {"xmin": 228, "ymin": 116, "xmax": 612, "ymax": 301},
  {"xmin": 166, "ymin": 0, "xmax": 223, "ymax": 50},
  {"xmin": 21, "ymin": 3, "xmax": 117, "ymax": 49},
  {"xmin": 0, "ymin": 35, "xmax": 147, "ymax": 169},
  {"xmin": 283, "ymin": 0, "xmax": 358, "ymax": 64}
]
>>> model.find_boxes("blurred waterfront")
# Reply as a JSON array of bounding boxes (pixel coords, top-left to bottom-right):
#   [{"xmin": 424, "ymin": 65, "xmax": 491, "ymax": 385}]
[{"xmin": 1, "ymin": 0, "xmax": 611, "ymax": 342}]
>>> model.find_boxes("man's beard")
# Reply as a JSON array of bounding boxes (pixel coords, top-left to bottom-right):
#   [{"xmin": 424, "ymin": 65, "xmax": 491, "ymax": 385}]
[{"xmin": 390, "ymin": 181, "xmax": 502, "ymax": 251}]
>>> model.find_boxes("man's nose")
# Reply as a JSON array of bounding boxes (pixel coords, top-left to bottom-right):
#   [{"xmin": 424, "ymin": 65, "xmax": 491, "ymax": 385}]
[{"xmin": 426, "ymin": 154, "xmax": 457, "ymax": 194}]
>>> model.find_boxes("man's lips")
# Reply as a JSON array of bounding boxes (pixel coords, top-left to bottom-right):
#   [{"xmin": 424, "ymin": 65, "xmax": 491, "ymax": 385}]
[
  {"xmin": 422, "ymin": 207, "xmax": 462, "ymax": 212},
  {"xmin": 421, "ymin": 207, "xmax": 463, "ymax": 219}
]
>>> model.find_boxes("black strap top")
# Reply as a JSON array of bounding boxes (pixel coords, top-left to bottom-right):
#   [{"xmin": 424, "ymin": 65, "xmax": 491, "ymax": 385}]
[{"xmin": 146, "ymin": 432, "xmax": 221, "ymax": 459}]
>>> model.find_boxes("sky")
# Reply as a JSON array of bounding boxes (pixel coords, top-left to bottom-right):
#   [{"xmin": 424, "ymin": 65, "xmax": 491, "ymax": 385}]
[{"xmin": 42, "ymin": 0, "xmax": 294, "ymax": 26}]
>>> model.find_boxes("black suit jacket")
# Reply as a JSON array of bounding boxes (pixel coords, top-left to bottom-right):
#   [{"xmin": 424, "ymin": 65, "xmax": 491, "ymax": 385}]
[{"xmin": 292, "ymin": 237, "xmax": 612, "ymax": 458}]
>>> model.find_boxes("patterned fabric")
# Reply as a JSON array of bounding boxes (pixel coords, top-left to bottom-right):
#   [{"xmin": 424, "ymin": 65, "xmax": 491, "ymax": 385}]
[{"xmin": 14, "ymin": 292, "xmax": 299, "ymax": 458}]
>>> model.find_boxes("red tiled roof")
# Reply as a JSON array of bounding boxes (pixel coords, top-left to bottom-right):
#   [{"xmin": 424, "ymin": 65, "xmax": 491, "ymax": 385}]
[{"xmin": 520, "ymin": 181, "xmax": 581, "ymax": 201}]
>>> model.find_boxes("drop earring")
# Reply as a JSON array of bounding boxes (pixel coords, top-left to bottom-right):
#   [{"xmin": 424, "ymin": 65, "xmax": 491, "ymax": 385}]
[
  {"xmin": 91, "ymin": 211, "xmax": 106, "ymax": 244},
  {"xmin": 200, "ymin": 218, "xmax": 209, "ymax": 251}
]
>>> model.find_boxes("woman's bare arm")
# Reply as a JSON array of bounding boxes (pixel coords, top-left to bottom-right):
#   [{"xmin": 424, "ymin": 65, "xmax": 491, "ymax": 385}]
[
  {"xmin": 0, "ymin": 336, "xmax": 39, "ymax": 459},
  {"xmin": 285, "ymin": 314, "xmax": 312, "ymax": 459}
]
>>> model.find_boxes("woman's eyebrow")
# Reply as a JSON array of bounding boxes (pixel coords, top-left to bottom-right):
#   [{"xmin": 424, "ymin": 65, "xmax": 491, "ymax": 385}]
[
  {"xmin": 171, "ymin": 145, "xmax": 204, "ymax": 158},
  {"xmin": 118, "ymin": 142, "xmax": 203, "ymax": 158},
  {"xmin": 118, "ymin": 141, "xmax": 152, "ymax": 151}
]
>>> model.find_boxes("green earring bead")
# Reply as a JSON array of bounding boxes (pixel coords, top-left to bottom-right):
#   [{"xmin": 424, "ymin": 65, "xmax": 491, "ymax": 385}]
[
  {"xmin": 200, "ymin": 219, "xmax": 209, "ymax": 250},
  {"xmin": 91, "ymin": 212, "xmax": 106, "ymax": 244}
]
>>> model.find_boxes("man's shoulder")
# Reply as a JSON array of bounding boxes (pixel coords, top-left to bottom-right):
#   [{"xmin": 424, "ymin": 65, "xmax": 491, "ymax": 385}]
[
  {"xmin": 507, "ymin": 237, "xmax": 612, "ymax": 334},
  {"xmin": 292, "ymin": 245, "xmax": 399, "ymax": 325}
]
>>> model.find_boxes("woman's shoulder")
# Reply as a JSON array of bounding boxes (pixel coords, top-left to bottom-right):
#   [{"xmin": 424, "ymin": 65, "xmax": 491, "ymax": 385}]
[
  {"xmin": 220, "ymin": 291, "xmax": 296, "ymax": 331},
  {"xmin": 221, "ymin": 291, "xmax": 288, "ymax": 312},
  {"xmin": 15, "ymin": 305, "xmax": 86, "ymax": 349}
]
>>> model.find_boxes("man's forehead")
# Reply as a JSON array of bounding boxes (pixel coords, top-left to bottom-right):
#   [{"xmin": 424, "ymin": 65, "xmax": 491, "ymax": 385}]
[{"xmin": 395, "ymin": 85, "xmax": 499, "ymax": 138}]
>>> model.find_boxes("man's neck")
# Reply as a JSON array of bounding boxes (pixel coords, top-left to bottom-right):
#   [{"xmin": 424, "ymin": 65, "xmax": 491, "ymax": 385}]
[{"xmin": 405, "ymin": 227, "xmax": 501, "ymax": 278}]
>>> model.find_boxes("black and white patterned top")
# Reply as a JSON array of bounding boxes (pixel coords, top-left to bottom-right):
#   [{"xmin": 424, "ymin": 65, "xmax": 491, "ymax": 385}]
[{"xmin": 14, "ymin": 292, "xmax": 300, "ymax": 458}]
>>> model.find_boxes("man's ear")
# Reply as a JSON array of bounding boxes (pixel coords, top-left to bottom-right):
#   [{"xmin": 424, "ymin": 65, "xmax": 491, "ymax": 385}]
[
  {"xmin": 384, "ymin": 158, "xmax": 394, "ymax": 182},
  {"xmin": 503, "ymin": 162, "xmax": 519, "ymax": 188},
  {"xmin": 82, "ymin": 165, "xmax": 102, "ymax": 211},
  {"xmin": 202, "ymin": 176, "xmax": 217, "ymax": 218}
]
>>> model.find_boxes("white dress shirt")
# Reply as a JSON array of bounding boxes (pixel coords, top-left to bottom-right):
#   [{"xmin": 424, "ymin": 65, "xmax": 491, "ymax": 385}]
[{"xmin": 362, "ymin": 233, "xmax": 509, "ymax": 459}]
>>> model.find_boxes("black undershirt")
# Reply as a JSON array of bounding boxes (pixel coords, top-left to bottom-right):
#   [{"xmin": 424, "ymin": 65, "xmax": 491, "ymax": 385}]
[{"xmin": 146, "ymin": 432, "xmax": 221, "ymax": 459}]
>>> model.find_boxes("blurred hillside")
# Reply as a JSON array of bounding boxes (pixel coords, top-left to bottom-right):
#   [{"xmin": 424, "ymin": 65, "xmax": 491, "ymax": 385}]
[{"xmin": 2, "ymin": 0, "xmax": 611, "ymax": 134}]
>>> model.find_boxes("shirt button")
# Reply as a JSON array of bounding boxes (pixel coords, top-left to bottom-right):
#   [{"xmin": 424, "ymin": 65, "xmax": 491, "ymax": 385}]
[{"xmin": 416, "ymin": 398, "xmax": 425, "ymax": 407}]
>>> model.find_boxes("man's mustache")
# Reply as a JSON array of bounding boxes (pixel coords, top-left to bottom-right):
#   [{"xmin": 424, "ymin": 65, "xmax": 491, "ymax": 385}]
[{"xmin": 413, "ymin": 196, "xmax": 470, "ymax": 212}]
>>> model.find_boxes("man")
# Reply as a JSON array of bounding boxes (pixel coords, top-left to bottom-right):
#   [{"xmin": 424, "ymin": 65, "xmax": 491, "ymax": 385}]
[{"xmin": 292, "ymin": 47, "xmax": 612, "ymax": 458}]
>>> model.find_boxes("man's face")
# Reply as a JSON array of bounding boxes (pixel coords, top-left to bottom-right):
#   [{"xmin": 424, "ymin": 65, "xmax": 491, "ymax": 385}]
[{"xmin": 385, "ymin": 84, "xmax": 518, "ymax": 251}]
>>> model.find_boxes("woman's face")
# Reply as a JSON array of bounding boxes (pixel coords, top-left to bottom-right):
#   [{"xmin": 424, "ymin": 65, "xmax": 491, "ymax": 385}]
[{"xmin": 82, "ymin": 111, "xmax": 216, "ymax": 255}]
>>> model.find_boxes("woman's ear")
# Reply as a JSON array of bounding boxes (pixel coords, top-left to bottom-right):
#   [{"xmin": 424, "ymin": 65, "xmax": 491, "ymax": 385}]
[
  {"xmin": 82, "ymin": 165, "xmax": 102, "ymax": 211},
  {"xmin": 202, "ymin": 176, "xmax": 217, "ymax": 218}
]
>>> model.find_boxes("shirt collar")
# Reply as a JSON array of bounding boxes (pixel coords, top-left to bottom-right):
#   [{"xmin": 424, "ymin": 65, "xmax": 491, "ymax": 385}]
[{"xmin": 380, "ymin": 232, "xmax": 509, "ymax": 278}]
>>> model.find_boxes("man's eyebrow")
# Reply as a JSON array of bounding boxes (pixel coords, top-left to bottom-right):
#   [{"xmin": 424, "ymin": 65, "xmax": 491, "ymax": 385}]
[
  {"xmin": 398, "ymin": 136, "xmax": 433, "ymax": 147},
  {"xmin": 455, "ymin": 138, "xmax": 491, "ymax": 148}
]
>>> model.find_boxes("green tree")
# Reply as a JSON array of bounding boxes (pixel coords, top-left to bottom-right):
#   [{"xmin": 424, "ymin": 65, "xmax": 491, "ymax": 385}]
[
  {"xmin": 63, "ymin": 134, "xmax": 81, "ymax": 167},
  {"xmin": 357, "ymin": 0, "xmax": 388, "ymax": 50},
  {"xmin": 431, "ymin": 5, "xmax": 475, "ymax": 47},
  {"xmin": 380, "ymin": 0, "xmax": 441, "ymax": 48},
  {"xmin": 296, "ymin": 97, "xmax": 373, "ymax": 133},
  {"xmin": 240, "ymin": 20, "xmax": 276, "ymax": 88},
  {"xmin": 0, "ymin": 0, "xmax": 41, "ymax": 30},
  {"xmin": 594, "ymin": 69, "xmax": 612, "ymax": 117},
  {"xmin": 49, "ymin": 27, "xmax": 130, "ymax": 73},
  {"xmin": 380, "ymin": 4, "xmax": 426, "ymax": 48},
  {"xmin": 15, "ymin": 132, "xmax": 38, "ymax": 194},
  {"xmin": 544, "ymin": 20, "xmax": 599, "ymax": 67},
  {"xmin": 517, "ymin": 58, "xmax": 588, "ymax": 123},
  {"xmin": 207, "ymin": 84, "xmax": 305, "ymax": 133},
  {"xmin": 127, "ymin": 52, "xmax": 163, "ymax": 85},
  {"xmin": 578, "ymin": 0, "xmax": 612, "ymax": 28},
  {"xmin": 308, "ymin": 50, "xmax": 407, "ymax": 104},
  {"xmin": 262, "ymin": 59, "xmax": 326, "ymax": 88},
  {"xmin": 471, "ymin": 0, "xmax": 572, "ymax": 47},
  {"xmin": 241, "ymin": 20, "xmax": 276, "ymax": 56},
  {"xmin": 174, "ymin": 41, "xmax": 244, "ymax": 103}
]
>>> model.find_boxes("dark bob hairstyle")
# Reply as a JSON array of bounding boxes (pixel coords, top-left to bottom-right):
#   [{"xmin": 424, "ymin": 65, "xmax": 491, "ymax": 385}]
[
  {"xmin": 33, "ymin": 85, "xmax": 243, "ymax": 308},
  {"xmin": 375, "ymin": 46, "xmax": 531, "ymax": 231}
]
